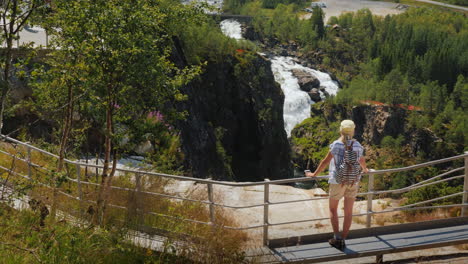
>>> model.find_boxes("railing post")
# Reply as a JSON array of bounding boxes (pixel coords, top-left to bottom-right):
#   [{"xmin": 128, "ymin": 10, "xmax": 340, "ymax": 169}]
[
  {"xmin": 263, "ymin": 179, "xmax": 270, "ymax": 247},
  {"xmin": 367, "ymin": 173, "xmax": 374, "ymax": 228},
  {"xmin": 462, "ymin": 152, "xmax": 468, "ymax": 217},
  {"xmin": 207, "ymin": 179, "xmax": 215, "ymax": 226},
  {"xmin": 26, "ymin": 146, "xmax": 32, "ymax": 180},
  {"xmin": 76, "ymin": 164, "xmax": 84, "ymax": 220}
]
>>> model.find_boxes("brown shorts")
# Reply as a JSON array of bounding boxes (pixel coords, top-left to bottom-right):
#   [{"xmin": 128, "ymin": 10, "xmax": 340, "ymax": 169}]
[{"xmin": 329, "ymin": 183, "xmax": 359, "ymax": 200}]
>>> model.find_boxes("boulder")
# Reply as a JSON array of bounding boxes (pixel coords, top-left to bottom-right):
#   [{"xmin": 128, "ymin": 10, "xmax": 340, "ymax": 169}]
[
  {"xmin": 308, "ymin": 88, "xmax": 321, "ymax": 102},
  {"xmin": 319, "ymin": 86, "xmax": 330, "ymax": 98},
  {"xmin": 134, "ymin": 140, "xmax": 154, "ymax": 155},
  {"xmin": 291, "ymin": 69, "xmax": 320, "ymax": 92}
]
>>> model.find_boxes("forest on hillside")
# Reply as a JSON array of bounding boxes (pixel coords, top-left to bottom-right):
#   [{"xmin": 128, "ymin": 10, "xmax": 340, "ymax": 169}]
[{"xmin": 225, "ymin": 0, "xmax": 467, "ymax": 205}]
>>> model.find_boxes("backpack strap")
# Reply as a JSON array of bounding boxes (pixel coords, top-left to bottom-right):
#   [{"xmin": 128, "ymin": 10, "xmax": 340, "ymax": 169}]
[{"xmin": 346, "ymin": 140, "xmax": 355, "ymax": 151}]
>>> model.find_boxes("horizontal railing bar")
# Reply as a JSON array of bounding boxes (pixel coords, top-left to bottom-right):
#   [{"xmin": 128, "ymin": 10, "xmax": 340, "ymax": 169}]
[
  {"xmin": 373, "ymin": 175, "xmax": 464, "ymax": 195},
  {"xmin": 267, "ymin": 203, "xmax": 468, "ymax": 228},
  {"xmin": 0, "ymin": 164, "xmax": 30, "ymax": 180},
  {"xmin": 374, "ymin": 203, "xmax": 468, "ymax": 215},
  {"xmin": 0, "ymin": 149, "xmax": 24, "ymax": 159},
  {"xmin": 268, "ymin": 196, "xmax": 330, "ymax": 206},
  {"xmin": 3, "ymin": 153, "xmax": 466, "ymax": 216},
  {"xmin": 413, "ymin": 167, "xmax": 464, "ymax": 187},
  {"xmin": 269, "ymin": 204, "xmax": 468, "ymax": 226},
  {"xmin": 367, "ymin": 168, "xmax": 464, "ymax": 195},
  {"xmin": 65, "ymin": 176, "xmax": 212, "ymax": 205},
  {"xmin": 3, "ymin": 133, "xmax": 466, "ymax": 187},
  {"xmin": 1, "ymin": 135, "xmax": 62, "ymax": 159},
  {"xmin": 0, "ymin": 150, "xmax": 45, "ymax": 170},
  {"xmin": 222, "ymin": 224, "xmax": 265, "ymax": 230},
  {"xmin": 145, "ymin": 211, "xmax": 211, "ymax": 226},
  {"xmin": 398, "ymin": 192, "xmax": 464, "ymax": 209},
  {"xmin": 212, "ymin": 202, "xmax": 264, "ymax": 209},
  {"xmin": 365, "ymin": 153, "xmax": 467, "ymax": 175},
  {"xmin": 138, "ymin": 190, "xmax": 210, "ymax": 205}
]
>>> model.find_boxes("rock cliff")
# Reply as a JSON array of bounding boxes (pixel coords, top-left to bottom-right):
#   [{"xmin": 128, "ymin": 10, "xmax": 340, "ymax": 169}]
[
  {"xmin": 176, "ymin": 51, "xmax": 292, "ymax": 181},
  {"xmin": 291, "ymin": 102, "xmax": 443, "ymax": 169}
]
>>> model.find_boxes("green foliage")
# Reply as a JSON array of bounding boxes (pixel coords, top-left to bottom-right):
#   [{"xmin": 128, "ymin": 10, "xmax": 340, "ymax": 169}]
[
  {"xmin": 404, "ymin": 181, "xmax": 463, "ymax": 206},
  {"xmin": 241, "ymin": 2, "xmax": 322, "ymax": 47},
  {"xmin": 0, "ymin": 205, "xmax": 183, "ymax": 263},
  {"xmin": 43, "ymin": 0, "xmax": 202, "ymax": 131},
  {"xmin": 310, "ymin": 7, "xmax": 325, "ymax": 39},
  {"xmin": 380, "ymin": 135, "xmax": 405, "ymax": 149},
  {"xmin": 214, "ymin": 126, "xmax": 234, "ymax": 180},
  {"xmin": 178, "ymin": 19, "xmax": 239, "ymax": 64},
  {"xmin": 291, "ymin": 113, "xmax": 340, "ymax": 170},
  {"xmin": 261, "ymin": 0, "xmax": 305, "ymax": 9}
]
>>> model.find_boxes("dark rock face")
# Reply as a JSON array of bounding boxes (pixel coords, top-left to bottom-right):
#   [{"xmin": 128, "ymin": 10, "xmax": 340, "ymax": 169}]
[
  {"xmin": 407, "ymin": 128, "xmax": 442, "ymax": 157},
  {"xmin": 177, "ymin": 54, "xmax": 292, "ymax": 181},
  {"xmin": 291, "ymin": 103, "xmax": 442, "ymax": 167},
  {"xmin": 351, "ymin": 105, "xmax": 407, "ymax": 144},
  {"xmin": 291, "ymin": 68, "xmax": 320, "ymax": 92}
]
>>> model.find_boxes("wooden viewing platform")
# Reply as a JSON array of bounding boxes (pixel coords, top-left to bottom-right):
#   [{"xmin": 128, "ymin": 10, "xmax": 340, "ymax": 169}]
[{"xmin": 268, "ymin": 217, "xmax": 468, "ymax": 263}]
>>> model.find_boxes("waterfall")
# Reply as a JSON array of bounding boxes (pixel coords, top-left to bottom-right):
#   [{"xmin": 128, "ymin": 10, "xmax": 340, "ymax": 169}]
[
  {"xmin": 220, "ymin": 19, "xmax": 242, "ymax": 39},
  {"xmin": 217, "ymin": 23, "xmax": 339, "ymax": 137},
  {"xmin": 270, "ymin": 56, "xmax": 339, "ymax": 137}
]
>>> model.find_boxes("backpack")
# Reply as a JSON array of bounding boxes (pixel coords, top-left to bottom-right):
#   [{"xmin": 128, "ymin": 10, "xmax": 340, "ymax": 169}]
[{"xmin": 336, "ymin": 140, "xmax": 361, "ymax": 185}]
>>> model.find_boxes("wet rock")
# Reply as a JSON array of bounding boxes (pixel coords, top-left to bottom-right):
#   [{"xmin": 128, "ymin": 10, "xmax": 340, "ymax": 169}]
[
  {"xmin": 308, "ymin": 88, "xmax": 321, "ymax": 102},
  {"xmin": 291, "ymin": 69, "xmax": 320, "ymax": 92},
  {"xmin": 319, "ymin": 86, "xmax": 330, "ymax": 98}
]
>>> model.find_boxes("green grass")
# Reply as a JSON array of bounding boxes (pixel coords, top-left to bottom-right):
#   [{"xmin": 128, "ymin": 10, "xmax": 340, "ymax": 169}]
[
  {"xmin": 0, "ymin": 141, "xmax": 250, "ymax": 263},
  {"xmin": 0, "ymin": 204, "xmax": 187, "ymax": 264}
]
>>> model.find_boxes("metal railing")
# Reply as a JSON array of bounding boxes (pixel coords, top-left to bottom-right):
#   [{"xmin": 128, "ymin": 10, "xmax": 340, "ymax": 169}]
[{"xmin": 0, "ymin": 134, "xmax": 467, "ymax": 247}]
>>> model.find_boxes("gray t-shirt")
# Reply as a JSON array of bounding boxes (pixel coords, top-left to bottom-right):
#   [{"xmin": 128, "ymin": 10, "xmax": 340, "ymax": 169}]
[{"xmin": 328, "ymin": 139, "xmax": 364, "ymax": 184}]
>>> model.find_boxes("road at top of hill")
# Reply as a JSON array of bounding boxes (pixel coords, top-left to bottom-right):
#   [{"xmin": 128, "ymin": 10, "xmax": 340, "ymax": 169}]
[{"xmin": 304, "ymin": 0, "xmax": 404, "ymax": 22}]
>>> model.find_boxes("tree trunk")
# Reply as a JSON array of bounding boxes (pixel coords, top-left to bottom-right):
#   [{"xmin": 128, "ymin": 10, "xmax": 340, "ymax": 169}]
[
  {"xmin": 95, "ymin": 93, "xmax": 113, "ymax": 225},
  {"xmin": 0, "ymin": 37, "xmax": 13, "ymax": 134},
  {"xmin": 50, "ymin": 82, "xmax": 74, "ymax": 219}
]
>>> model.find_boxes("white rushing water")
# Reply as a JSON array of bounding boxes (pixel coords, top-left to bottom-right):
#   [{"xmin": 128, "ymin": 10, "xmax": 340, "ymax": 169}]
[
  {"xmin": 270, "ymin": 56, "xmax": 339, "ymax": 137},
  {"xmin": 217, "ymin": 23, "xmax": 339, "ymax": 137},
  {"xmin": 220, "ymin": 19, "xmax": 243, "ymax": 39}
]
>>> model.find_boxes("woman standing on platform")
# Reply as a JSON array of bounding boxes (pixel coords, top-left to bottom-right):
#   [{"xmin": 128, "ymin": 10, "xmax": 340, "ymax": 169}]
[{"xmin": 305, "ymin": 120, "xmax": 369, "ymax": 249}]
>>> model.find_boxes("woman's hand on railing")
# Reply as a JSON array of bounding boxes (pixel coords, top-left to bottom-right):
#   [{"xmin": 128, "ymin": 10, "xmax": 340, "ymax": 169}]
[{"xmin": 304, "ymin": 170, "xmax": 316, "ymax": 177}]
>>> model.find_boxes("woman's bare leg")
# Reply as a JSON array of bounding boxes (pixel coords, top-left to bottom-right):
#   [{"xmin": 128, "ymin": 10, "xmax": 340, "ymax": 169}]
[
  {"xmin": 329, "ymin": 198, "xmax": 340, "ymax": 236},
  {"xmin": 342, "ymin": 196, "xmax": 355, "ymax": 239}
]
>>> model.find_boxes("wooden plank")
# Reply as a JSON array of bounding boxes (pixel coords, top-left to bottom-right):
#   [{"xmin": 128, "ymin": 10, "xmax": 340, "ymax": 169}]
[
  {"xmin": 271, "ymin": 223, "xmax": 468, "ymax": 263},
  {"xmin": 269, "ymin": 216, "xmax": 468, "ymax": 248}
]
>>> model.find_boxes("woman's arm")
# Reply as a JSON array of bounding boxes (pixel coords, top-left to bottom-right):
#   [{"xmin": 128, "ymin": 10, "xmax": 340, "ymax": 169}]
[
  {"xmin": 305, "ymin": 151, "xmax": 333, "ymax": 177},
  {"xmin": 359, "ymin": 156, "xmax": 369, "ymax": 173}
]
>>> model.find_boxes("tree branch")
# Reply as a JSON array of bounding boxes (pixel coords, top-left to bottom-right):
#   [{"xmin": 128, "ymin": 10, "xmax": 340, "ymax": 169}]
[
  {"xmin": 0, "ymin": 241, "xmax": 42, "ymax": 263},
  {"xmin": 13, "ymin": 1, "xmax": 38, "ymax": 34}
]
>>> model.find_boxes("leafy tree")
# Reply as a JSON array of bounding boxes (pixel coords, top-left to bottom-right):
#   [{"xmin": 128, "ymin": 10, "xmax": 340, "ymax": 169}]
[
  {"xmin": 451, "ymin": 75, "xmax": 468, "ymax": 110},
  {"xmin": 0, "ymin": 0, "xmax": 44, "ymax": 133},
  {"xmin": 310, "ymin": 6, "xmax": 325, "ymax": 39},
  {"xmin": 42, "ymin": 0, "xmax": 202, "ymax": 225}
]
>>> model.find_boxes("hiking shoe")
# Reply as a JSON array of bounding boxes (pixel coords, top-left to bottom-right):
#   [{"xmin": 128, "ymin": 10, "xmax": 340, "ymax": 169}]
[{"xmin": 329, "ymin": 238, "xmax": 345, "ymax": 250}]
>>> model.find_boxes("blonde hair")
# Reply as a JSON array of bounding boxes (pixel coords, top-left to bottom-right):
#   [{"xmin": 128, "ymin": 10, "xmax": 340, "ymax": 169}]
[{"xmin": 339, "ymin": 120, "xmax": 355, "ymax": 144}]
